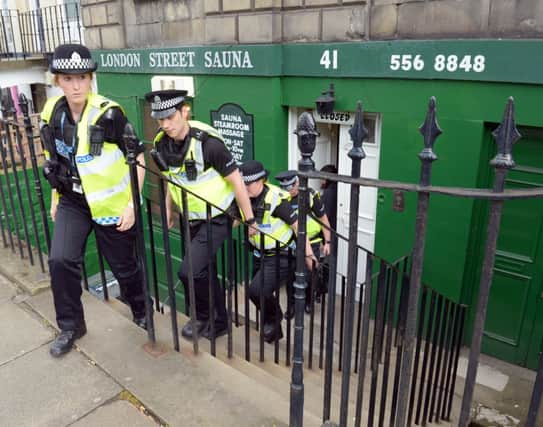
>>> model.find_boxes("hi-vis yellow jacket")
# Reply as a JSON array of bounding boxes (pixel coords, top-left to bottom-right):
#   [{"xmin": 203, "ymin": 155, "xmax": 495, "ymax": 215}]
[
  {"xmin": 249, "ymin": 183, "xmax": 294, "ymax": 251},
  {"xmin": 153, "ymin": 120, "xmax": 235, "ymax": 220},
  {"xmin": 41, "ymin": 93, "xmax": 131, "ymax": 225}
]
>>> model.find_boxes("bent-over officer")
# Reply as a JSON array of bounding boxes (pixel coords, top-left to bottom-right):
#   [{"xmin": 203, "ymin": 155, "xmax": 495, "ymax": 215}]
[
  {"xmin": 275, "ymin": 170, "xmax": 331, "ymax": 317},
  {"xmin": 240, "ymin": 160, "xmax": 316, "ymax": 342},
  {"xmin": 40, "ymin": 44, "xmax": 148, "ymax": 357},
  {"xmin": 145, "ymin": 90, "xmax": 255, "ymax": 340}
]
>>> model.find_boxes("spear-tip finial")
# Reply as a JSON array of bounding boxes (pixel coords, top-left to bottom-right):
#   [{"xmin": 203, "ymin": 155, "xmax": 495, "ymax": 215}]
[
  {"xmin": 418, "ymin": 96, "xmax": 441, "ymax": 163},
  {"xmin": 490, "ymin": 96, "xmax": 520, "ymax": 170},
  {"xmin": 348, "ymin": 101, "xmax": 367, "ymax": 161}
]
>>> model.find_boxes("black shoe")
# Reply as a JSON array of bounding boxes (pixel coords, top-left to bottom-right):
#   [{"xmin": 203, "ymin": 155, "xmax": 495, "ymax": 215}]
[
  {"xmin": 181, "ymin": 319, "xmax": 208, "ymax": 339},
  {"xmin": 284, "ymin": 305, "xmax": 295, "ymax": 320},
  {"xmin": 304, "ymin": 304, "xmax": 313, "ymax": 315},
  {"xmin": 50, "ymin": 324, "xmax": 87, "ymax": 358},
  {"xmin": 201, "ymin": 324, "xmax": 228, "ymax": 340},
  {"xmin": 263, "ymin": 322, "xmax": 283, "ymax": 343},
  {"xmin": 133, "ymin": 315, "xmax": 147, "ymax": 330}
]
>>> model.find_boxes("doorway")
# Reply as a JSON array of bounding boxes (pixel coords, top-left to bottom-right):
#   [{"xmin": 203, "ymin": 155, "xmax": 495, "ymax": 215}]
[
  {"xmin": 471, "ymin": 126, "xmax": 543, "ymax": 369},
  {"xmin": 287, "ymin": 108, "xmax": 381, "ymax": 291}
]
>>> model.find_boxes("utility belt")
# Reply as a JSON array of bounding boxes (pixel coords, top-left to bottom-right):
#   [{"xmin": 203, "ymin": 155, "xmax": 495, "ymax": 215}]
[{"xmin": 253, "ymin": 239, "xmax": 296, "ymax": 259}]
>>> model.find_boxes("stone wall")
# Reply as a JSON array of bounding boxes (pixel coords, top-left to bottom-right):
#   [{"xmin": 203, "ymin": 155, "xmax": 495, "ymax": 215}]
[{"xmin": 81, "ymin": 0, "xmax": 543, "ymax": 49}]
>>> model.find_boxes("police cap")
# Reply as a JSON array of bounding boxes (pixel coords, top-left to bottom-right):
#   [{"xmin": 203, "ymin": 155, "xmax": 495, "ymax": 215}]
[
  {"xmin": 144, "ymin": 90, "xmax": 188, "ymax": 119},
  {"xmin": 274, "ymin": 170, "xmax": 298, "ymax": 189},
  {"xmin": 50, "ymin": 44, "xmax": 98, "ymax": 74},
  {"xmin": 240, "ymin": 160, "xmax": 269, "ymax": 184}
]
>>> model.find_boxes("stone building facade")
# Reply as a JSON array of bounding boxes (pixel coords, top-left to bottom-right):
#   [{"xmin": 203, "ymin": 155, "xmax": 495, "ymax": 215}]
[{"xmin": 81, "ymin": 0, "xmax": 543, "ymax": 50}]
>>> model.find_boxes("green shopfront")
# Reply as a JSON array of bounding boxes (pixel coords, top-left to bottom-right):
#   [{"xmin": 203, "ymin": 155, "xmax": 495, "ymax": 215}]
[{"xmin": 92, "ymin": 40, "xmax": 543, "ymax": 370}]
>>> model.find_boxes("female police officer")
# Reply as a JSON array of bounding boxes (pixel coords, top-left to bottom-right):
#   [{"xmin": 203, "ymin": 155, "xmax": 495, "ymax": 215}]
[
  {"xmin": 40, "ymin": 44, "xmax": 147, "ymax": 357},
  {"xmin": 145, "ymin": 90, "xmax": 255, "ymax": 341}
]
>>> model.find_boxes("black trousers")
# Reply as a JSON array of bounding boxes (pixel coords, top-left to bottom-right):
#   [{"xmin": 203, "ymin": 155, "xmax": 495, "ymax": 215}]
[
  {"xmin": 49, "ymin": 196, "xmax": 145, "ymax": 331},
  {"xmin": 287, "ymin": 242, "xmax": 321, "ymax": 308},
  {"xmin": 178, "ymin": 215, "xmax": 228, "ymax": 328},
  {"xmin": 249, "ymin": 252, "xmax": 292, "ymax": 325}
]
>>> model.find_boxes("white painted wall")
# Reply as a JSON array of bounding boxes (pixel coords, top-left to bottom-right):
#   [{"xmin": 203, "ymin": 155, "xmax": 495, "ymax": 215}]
[{"xmin": 0, "ymin": 66, "xmax": 47, "ymax": 88}]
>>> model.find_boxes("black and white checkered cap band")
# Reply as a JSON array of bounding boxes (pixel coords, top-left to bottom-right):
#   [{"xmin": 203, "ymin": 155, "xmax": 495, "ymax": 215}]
[
  {"xmin": 52, "ymin": 57, "xmax": 95, "ymax": 71},
  {"xmin": 242, "ymin": 170, "xmax": 267, "ymax": 183},
  {"xmin": 278, "ymin": 176, "xmax": 297, "ymax": 187},
  {"xmin": 151, "ymin": 96, "xmax": 184, "ymax": 111}
]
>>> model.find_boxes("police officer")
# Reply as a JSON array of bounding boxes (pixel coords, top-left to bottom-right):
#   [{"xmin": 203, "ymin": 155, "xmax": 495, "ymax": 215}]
[
  {"xmin": 275, "ymin": 170, "xmax": 331, "ymax": 316},
  {"xmin": 41, "ymin": 44, "xmax": 148, "ymax": 358},
  {"xmin": 240, "ymin": 160, "xmax": 316, "ymax": 342},
  {"xmin": 145, "ymin": 90, "xmax": 256, "ymax": 340}
]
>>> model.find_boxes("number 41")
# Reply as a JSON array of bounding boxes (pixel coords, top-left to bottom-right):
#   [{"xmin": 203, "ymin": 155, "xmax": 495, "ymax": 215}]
[{"xmin": 320, "ymin": 49, "xmax": 338, "ymax": 70}]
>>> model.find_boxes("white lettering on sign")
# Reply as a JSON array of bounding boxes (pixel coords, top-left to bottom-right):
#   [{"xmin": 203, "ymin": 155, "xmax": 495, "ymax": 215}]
[
  {"xmin": 100, "ymin": 53, "xmax": 141, "ymax": 68},
  {"xmin": 213, "ymin": 113, "xmax": 251, "ymax": 162},
  {"xmin": 149, "ymin": 51, "xmax": 196, "ymax": 68},
  {"xmin": 313, "ymin": 110, "xmax": 354, "ymax": 125},
  {"xmin": 204, "ymin": 51, "xmax": 254, "ymax": 69},
  {"xmin": 320, "ymin": 49, "xmax": 338, "ymax": 70},
  {"xmin": 389, "ymin": 54, "xmax": 486, "ymax": 73}
]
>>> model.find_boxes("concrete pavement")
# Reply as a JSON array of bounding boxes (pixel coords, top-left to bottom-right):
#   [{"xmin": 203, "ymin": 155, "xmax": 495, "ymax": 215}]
[
  {"xmin": 0, "ymin": 240, "xmax": 540, "ymax": 427},
  {"xmin": 0, "ymin": 249, "xmax": 295, "ymax": 427}
]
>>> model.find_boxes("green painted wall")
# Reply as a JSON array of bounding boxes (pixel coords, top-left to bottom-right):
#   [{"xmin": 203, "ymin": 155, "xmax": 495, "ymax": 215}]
[
  {"xmin": 95, "ymin": 70, "xmax": 543, "ymax": 365},
  {"xmin": 95, "ymin": 71, "xmax": 543, "ymax": 304}
]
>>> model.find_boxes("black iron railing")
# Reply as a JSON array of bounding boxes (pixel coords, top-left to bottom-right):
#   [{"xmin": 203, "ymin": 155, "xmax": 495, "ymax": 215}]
[
  {"xmin": 293, "ymin": 97, "xmax": 543, "ymax": 427},
  {"xmin": 0, "ymin": 92, "xmax": 541, "ymax": 427},
  {"xmin": 0, "ymin": 3, "xmax": 82, "ymax": 59}
]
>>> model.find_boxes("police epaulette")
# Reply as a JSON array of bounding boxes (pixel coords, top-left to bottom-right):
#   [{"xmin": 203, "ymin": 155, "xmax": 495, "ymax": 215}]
[{"xmin": 189, "ymin": 127, "xmax": 209, "ymax": 142}]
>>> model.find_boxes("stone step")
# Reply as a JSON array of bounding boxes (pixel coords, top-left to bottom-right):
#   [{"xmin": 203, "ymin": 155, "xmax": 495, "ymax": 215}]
[{"xmin": 107, "ymin": 297, "xmax": 454, "ymax": 426}]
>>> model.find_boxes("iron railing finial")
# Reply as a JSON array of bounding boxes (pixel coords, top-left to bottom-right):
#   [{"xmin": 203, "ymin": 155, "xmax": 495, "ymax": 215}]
[
  {"xmin": 491, "ymin": 96, "xmax": 520, "ymax": 170},
  {"xmin": 418, "ymin": 96, "xmax": 441, "ymax": 164},
  {"xmin": 348, "ymin": 101, "xmax": 367, "ymax": 161},
  {"xmin": 295, "ymin": 111, "xmax": 319, "ymax": 172}
]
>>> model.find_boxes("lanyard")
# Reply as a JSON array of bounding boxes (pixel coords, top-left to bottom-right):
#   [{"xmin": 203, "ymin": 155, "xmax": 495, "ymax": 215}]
[{"xmin": 60, "ymin": 111, "xmax": 79, "ymax": 175}]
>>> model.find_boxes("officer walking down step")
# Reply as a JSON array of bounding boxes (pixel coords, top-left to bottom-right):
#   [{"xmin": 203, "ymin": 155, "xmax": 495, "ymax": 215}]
[
  {"xmin": 40, "ymin": 44, "xmax": 148, "ymax": 358},
  {"xmin": 240, "ymin": 160, "xmax": 317, "ymax": 343},
  {"xmin": 275, "ymin": 170, "xmax": 331, "ymax": 317},
  {"xmin": 145, "ymin": 90, "xmax": 256, "ymax": 341}
]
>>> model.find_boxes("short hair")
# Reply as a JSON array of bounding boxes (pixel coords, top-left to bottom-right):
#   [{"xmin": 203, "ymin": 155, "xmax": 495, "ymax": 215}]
[{"xmin": 320, "ymin": 164, "xmax": 337, "ymax": 174}]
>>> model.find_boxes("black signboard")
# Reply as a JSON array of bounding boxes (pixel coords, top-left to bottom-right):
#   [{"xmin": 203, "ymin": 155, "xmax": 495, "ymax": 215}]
[{"xmin": 210, "ymin": 103, "xmax": 254, "ymax": 163}]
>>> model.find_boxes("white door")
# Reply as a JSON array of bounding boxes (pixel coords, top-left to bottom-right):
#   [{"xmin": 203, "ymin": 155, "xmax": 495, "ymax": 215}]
[
  {"xmin": 336, "ymin": 114, "xmax": 381, "ymax": 291},
  {"xmin": 287, "ymin": 108, "xmax": 381, "ymax": 294}
]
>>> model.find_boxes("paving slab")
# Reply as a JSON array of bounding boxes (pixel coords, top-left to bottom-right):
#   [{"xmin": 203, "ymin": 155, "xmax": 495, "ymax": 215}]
[
  {"xmin": 0, "ymin": 274, "xmax": 16, "ymax": 303},
  {"xmin": 0, "ymin": 301, "xmax": 53, "ymax": 365},
  {"xmin": 0, "ymin": 345, "xmax": 122, "ymax": 427},
  {"xmin": 28, "ymin": 291, "xmax": 292, "ymax": 427},
  {"xmin": 72, "ymin": 399, "xmax": 157, "ymax": 427},
  {"xmin": 0, "ymin": 243, "xmax": 50, "ymax": 295}
]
